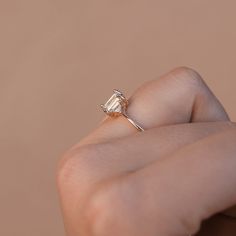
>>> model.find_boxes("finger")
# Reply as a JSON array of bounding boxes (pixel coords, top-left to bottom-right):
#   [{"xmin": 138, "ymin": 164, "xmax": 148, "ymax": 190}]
[
  {"xmin": 79, "ymin": 67, "xmax": 229, "ymax": 146},
  {"xmin": 113, "ymin": 125, "xmax": 236, "ymax": 236},
  {"xmin": 58, "ymin": 122, "xmax": 233, "ymax": 235},
  {"xmin": 66, "ymin": 122, "xmax": 233, "ymax": 184},
  {"xmin": 58, "ymin": 122, "xmax": 234, "ymax": 210}
]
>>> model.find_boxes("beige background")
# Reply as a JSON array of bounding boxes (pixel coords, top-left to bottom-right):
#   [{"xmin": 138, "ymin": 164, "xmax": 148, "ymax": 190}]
[{"xmin": 1, "ymin": 0, "xmax": 236, "ymax": 235}]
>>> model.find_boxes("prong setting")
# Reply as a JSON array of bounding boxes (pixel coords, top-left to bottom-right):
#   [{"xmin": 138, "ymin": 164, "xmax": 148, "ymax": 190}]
[
  {"xmin": 101, "ymin": 89, "xmax": 128, "ymax": 117},
  {"xmin": 100, "ymin": 89, "xmax": 144, "ymax": 131}
]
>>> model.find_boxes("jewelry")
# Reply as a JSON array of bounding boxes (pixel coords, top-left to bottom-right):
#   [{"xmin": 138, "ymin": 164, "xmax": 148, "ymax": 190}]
[{"xmin": 101, "ymin": 89, "xmax": 144, "ymax": 132}]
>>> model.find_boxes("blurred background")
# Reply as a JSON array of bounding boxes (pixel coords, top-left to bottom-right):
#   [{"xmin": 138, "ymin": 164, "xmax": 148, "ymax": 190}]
[{"xmin": 1, "ymin": 0, "xmax": 236, "ymax": 235}]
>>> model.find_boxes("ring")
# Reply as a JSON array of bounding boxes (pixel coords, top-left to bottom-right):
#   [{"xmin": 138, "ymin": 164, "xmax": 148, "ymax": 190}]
[{"xmin": 101, "ymin": 89, "xmax": 144, "ymax": 132}]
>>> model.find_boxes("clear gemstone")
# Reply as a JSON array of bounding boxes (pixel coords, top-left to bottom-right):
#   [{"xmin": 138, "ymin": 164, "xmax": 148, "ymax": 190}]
[{"xmin": 101, "ymin": 90, "xmax": 127, "ymax": 116}]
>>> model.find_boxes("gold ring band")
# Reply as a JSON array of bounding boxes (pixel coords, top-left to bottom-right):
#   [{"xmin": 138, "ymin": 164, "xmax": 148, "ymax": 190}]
[
  {"xmin": 122, "ymin": 113, "xmax": 144, "ymax": 132},
  {"xmin": 101, "ymin": 89, "xmax": 144, "ymax": 132}
]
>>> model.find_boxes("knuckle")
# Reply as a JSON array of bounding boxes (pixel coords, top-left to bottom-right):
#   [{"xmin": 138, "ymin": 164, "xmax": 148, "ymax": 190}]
[
  {"xmin": 57, "ymin": 144, "xmax": 98, "ymax": 189},
  {"xmin": 171, "ymin": 66, "xmax": 205, "ymax": 88},
  {"xmin": 138, "ymin": 66, "xmax": 206, "ymax": 99}
]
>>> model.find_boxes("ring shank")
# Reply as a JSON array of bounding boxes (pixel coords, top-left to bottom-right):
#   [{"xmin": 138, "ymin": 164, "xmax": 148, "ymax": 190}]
[{"xmin": 122, "ymin": 113, "xmax": 144, "ymax": 132}]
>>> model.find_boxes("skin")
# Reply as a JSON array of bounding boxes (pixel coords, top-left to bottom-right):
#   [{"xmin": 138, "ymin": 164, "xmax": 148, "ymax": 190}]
[{"xmin": 57, "ymin": 67, "xmax": 236, "ymax": 236}]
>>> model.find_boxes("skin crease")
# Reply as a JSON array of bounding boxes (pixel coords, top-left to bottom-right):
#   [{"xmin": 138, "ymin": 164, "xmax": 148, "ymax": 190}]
[{"xmin": 57, "ymin": 67, "xmax": 236, "ymax": 236}]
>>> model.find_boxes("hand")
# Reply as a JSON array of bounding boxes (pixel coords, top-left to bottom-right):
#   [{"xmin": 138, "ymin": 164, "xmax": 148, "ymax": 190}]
[{"xmin": 57, "ymin": 67, "xmax": 236, "ymax": 236}]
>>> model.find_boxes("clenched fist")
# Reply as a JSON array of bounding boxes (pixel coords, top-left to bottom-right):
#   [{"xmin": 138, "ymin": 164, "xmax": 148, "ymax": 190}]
[{"xmin": 57, "ymin": 67, "xmax": 236, "ymax": 236}]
